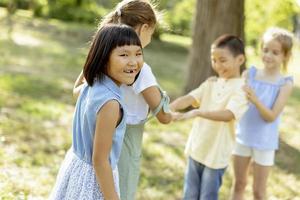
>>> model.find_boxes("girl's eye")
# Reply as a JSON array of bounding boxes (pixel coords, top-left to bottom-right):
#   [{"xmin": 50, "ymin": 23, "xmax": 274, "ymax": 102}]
[
  {"xmin": 119, "ymin": 54, "xmax": 128, "ymax": 57},
  {"xmin": 136, "ymin": 52, "xmax": 142, "ymax": 56}
]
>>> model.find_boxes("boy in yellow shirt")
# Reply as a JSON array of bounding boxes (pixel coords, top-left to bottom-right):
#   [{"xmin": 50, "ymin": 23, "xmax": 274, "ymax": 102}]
[{"xmin": 170, "ymin": 35, "xmax": 248, "ymax": 200}]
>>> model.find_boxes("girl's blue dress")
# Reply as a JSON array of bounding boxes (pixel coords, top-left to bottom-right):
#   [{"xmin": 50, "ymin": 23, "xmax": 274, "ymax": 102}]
[{"xmin": 49, "ymin": 76, "xmax": 126, "ymax": 199}]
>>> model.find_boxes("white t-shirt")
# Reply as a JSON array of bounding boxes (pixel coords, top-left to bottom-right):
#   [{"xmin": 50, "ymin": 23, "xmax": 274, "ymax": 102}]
[{"xmin": 120, "ymin": 63, "xmax": 158, "ymax": 125}]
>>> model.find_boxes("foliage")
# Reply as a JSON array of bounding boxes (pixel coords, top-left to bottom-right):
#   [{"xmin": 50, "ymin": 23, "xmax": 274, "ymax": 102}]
[
  {"xmin": 0, "ymin": 0, "xmax": 299, "ymax": 41},
  {"xmin": 36, "ymin": 1, "xmax": 108, "ymax": 24},
  {"xmin": 164, "ymin": 0, "xmax": 195, "ymax": 36},
  {"xmin": 245, "ymin": 0, "xmax": 300, "ymax": 47},
  {"xmin": 0, "ymin": 0, "xmax": 31, "ymax": 9}
]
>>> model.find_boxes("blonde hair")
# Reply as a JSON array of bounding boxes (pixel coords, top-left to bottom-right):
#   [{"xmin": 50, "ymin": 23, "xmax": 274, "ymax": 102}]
[
  {"xmin": 262, "ymin": 27, "xmax": 294, "ymax": 72},
  {"xmin": 100, "ymin": 0, "xmax": 158, "ymax": 29}
]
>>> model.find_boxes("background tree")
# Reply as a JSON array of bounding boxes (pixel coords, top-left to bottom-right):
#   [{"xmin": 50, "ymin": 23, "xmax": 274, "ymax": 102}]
[
  {"xmin": 245, "ymin": 0, "xmax": 300, "ymax": 47},
  {"xmin": 6, "ymin": 0, "xmax": 17, "ymax": 39},
  {"xmin": 184, "ymin": 0, "xmax": 244, "ymax": 92}
]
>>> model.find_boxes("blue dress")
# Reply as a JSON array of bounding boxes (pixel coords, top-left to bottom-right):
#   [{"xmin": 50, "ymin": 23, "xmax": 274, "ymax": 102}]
[
  {"xmin": 49, "ymin": 76, "xmax": 126, "ymax": 199},
  {"xmin": 236, "ymin": 66, "xmax": 293, "ymax": 150}
]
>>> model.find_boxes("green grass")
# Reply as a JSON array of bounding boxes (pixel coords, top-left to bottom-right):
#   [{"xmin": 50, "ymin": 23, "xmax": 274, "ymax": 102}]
[{"xmin": 1, "ymin": 8, "xmax": 300, "ymax": 200}]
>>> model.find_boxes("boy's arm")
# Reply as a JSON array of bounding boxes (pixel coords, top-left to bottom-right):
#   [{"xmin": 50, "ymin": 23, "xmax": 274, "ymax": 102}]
[
  {"xmin": 169, "ymin": 94, "xmax": 197, "ymax": 111},
  {"xmin": 180, "ymin": 109, "xmax": 235, "ymax": 122},
  {"xmin": 244, "ymin": 81, "xmax": 293, "ymax": 122},
  {"xmin": 197, "ymin": 109, "xmax": 235, "ymax": 121},
  {"xmin": 179, "ymin": 84, "xmax": 248, "ymax": 122},
  {"xmin": 73, "ymin": 70, "xmax": 85, "ymax": 98}
]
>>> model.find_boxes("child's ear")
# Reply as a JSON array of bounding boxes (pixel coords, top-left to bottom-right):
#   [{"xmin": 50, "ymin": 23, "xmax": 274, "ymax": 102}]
[
  {"xmin": 141, "ymin": 24, "xmax": 150, "ymax": 32},
  {"xmin": 237, "ymin": 54, "xmax": 245, "ymax": 66}
]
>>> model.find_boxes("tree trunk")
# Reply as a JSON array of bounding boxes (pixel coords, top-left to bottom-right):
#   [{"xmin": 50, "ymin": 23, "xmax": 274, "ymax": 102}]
[{"xmin": 184, "ymin": 0, "xmax": 244, "ymax": 93}]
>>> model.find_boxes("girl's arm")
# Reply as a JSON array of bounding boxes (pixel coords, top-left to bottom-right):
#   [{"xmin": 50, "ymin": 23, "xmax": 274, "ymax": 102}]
[
  {"xmin": 244, "ymin": 81, "xmax": 293, "ymax": 122},
  {"xmin": 178, "ymin": 109, "xmax": 235, "ymax": 122},
  {"xmin": 142, "ymin": 86, "xmax": 173, "ymax": 124},
  {"xmin": 169, "ymin": 94, "xmax": 197, "ymax": 111},
  {"xmin": 73, "ymin": 70, "xmax": 85, "ymax": 98},
  {"xmin": 92, "ymin": 100, "xmax": 121, "ymax": 200}
]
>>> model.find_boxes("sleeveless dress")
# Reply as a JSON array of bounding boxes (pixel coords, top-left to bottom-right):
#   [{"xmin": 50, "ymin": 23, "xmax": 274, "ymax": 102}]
[
  {"xmin": 236, "ymin": 66, "xmax": 293, "ymax": 150},
  {"xmin": 49, "ymin": 76, "xmax": 126, "ymax": 199}
]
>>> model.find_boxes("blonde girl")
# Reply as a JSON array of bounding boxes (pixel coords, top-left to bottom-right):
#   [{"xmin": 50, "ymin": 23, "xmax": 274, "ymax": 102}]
[{"xmin": 232, "ymin": 27, "xmax": 294, "ymax": 200}]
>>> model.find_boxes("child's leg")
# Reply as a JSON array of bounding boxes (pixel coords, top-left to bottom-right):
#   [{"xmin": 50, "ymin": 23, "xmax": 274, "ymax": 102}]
[
  {"xmin": 231, "ymin": 155, "xmax": 251, "ymax": 200},
  {"xmin": 199, "ymin": 166, "xmax": 226, "ymax": 200},
  {"xmin": 231, "ymin": 142, "xmax": 252, "ymax": 200},
  {"xmin": 252, "ymin": 163, "xmax": 270, "ymax": 200},
  {"xmin": 118, "ymin": 124, "xmax": 145, "ymax": 200},
  {"xmin": 183, "ymin": 157, "xmax": 204, "ymax": 200},
  {"xmin": 252, "ymin": 149, "xmax": 274, "ymax": 200}
]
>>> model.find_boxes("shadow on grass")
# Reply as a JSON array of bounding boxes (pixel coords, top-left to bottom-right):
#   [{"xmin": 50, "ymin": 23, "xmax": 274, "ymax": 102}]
[
  {"xmin": 9, "ymin": 13, "xmax": 94, "ymax": 47},
  {"xmin": 276, "ymin": 138, "xmax": 300, "ymax": 176},
  {"xmin": 275, "ymin": 86, "xmax": 300, "ymax": 176},
  {"xmin": 0, "ymin": 73, "xmax": 72, "ymax": 104}
]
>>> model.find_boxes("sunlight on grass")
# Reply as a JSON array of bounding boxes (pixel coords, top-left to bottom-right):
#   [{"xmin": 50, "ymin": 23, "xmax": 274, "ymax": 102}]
[
  {"xmin": 12, "ymin": 32, "xmax": 42, "ymax": 47},
  {"xmin": 161, "ymin": 33, "xmax": 192, "ymax": 48}
]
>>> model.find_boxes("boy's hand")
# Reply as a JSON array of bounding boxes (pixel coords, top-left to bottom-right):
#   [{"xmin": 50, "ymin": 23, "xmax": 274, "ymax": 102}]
[
  {"xmin": 173, "ymin": 109, "xmax": 201, "ymax": 121},
  {"xmin": 181, "ymin": 109, "xmax": 201, "ymax": 120},
  {"xmin": 171, "ymin": 112, "xmax": 184, "ymax": 121}
]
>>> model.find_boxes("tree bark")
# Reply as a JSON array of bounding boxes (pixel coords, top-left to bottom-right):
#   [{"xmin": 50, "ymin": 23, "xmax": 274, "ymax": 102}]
[{"xmin": 184, "ymin": 0, "xmax": 244, "ymax": 93}]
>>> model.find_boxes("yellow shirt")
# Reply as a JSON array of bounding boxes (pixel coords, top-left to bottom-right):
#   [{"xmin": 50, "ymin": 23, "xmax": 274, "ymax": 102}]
[{"xmin": 186, "ymin": 78, "xmax": 248, "ymax": 169}]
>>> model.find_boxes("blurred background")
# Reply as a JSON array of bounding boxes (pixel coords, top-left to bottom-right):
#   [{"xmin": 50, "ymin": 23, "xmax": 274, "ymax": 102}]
[{"xmin": 0, "ymin": 0, "xmax": 300, "ymax": 199}]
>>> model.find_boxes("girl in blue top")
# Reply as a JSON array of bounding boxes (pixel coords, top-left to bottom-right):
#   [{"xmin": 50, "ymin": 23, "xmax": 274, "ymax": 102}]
[
  {"xmin": 232, "ymin": 27, "xmax": 294, "ymax": 200},
  {"xmin": 49, "ymin": 24, "xmax": 143, "ymax": 200}
]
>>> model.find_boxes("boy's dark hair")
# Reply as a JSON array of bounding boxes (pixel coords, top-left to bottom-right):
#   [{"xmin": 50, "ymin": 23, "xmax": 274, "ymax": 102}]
[
  {"xmin": 212, "ymin": 34, "xmax": 245, "ymax": 56},
  {"xmin": 212, "ymin": 34, "xmax": 246, "ymax": 72},
  {"xmin": 83, "ymin": 24, "xmax": 142, "ymax": 86}
]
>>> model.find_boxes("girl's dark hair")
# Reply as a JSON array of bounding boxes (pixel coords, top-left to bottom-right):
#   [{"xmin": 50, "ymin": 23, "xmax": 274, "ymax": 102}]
[
  {"xmin": 212, "ymin": 34, "xmax": 245, "ymax": 56},
  {"xmin": 83, "ymin": 24, "xmax": 142, "ymax": 86}
]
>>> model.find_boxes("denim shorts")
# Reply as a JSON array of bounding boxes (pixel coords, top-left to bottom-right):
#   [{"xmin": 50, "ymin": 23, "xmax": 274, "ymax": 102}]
[{"xmin": 183, "ymin": 157, "xmax": 226, "ymax": 200}]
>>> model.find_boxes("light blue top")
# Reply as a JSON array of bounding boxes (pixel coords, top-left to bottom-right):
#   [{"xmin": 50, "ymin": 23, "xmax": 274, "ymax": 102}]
[
  {"xmin": 72, "ymin": 75, "xmax": 126, "ymax": 170},
  {"xmin": 236, "ymin": 66, "xmax": 293, "ymax": 150}
]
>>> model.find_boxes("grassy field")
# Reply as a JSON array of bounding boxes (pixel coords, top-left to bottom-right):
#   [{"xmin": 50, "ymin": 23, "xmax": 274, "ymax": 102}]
[{"xmin": 1, "ymin": 8, "xmax": 300, "ymax": 200}]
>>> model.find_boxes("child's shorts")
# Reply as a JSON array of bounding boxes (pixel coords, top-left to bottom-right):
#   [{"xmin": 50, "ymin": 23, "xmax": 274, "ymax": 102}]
[{"xmin": 233, "ymin": 142, "xmax": 275, "ymax": 166}]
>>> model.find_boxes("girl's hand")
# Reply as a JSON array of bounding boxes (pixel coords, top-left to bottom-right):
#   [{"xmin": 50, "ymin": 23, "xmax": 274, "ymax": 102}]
[{"xmin": 243, "ymin": 85, "xmax": 259, "ymax": 105}]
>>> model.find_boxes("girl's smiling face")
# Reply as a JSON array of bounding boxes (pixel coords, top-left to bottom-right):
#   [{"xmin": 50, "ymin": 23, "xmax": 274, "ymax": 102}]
[
  {"xmin": 107, "ymin": 45, "xmax": 143, "ymax": 86},
  {"xmin": 261, "ymin": 38, "xmax": 285, "ymax": 70}
]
